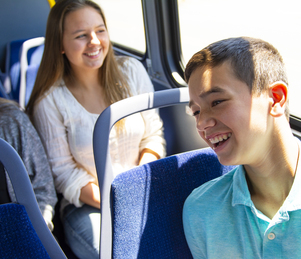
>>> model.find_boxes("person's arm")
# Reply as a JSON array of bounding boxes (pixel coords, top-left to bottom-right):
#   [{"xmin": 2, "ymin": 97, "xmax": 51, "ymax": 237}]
[
  {"xmin": 138, "ymin": 148, "xmax": 160, "ymax": 165},
  {"xmin": 126, "ymin": 58, "xmax": 166, "ymax": 162},
  {"xmin": 33, "ymin": 92, "xmax": 96, "ymax": 208},
  {"xmin": 79, "ymin": 182, "xmax": 100, "ymax": 209},
  {"xmin": 139, "ymin": 109, "xmax": 165, "ymax": 161},
  {"xmin": 0, "ymin": 103, "xmax": 57, "ymax": 230}
]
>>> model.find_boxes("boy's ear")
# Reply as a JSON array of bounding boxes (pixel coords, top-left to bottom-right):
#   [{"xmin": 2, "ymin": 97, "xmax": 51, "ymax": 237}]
[{"xmin": 269, "ymin": 81, "xmax": 288, "ymax": 117}]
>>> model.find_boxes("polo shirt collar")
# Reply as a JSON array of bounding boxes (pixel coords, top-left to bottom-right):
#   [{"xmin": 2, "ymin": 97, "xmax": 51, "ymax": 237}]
[
  {"xmin": 232, "ymin": 138, "xmax": 301, "ymax": 212},
  {"xmin": 232, "ymin": 165, "xmax": 253, "ymax": 207}
]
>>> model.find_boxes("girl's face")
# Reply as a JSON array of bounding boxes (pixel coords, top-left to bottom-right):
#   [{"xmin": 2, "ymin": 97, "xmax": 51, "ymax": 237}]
[{"xmin": 62, "ymin": 6, "xmax": 110, "ymax": 75}]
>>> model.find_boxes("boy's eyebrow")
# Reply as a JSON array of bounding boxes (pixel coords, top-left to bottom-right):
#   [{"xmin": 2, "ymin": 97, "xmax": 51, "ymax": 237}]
[{"xmin": 188, "ymin": 86, "xmax": 225, "ymax": 108}]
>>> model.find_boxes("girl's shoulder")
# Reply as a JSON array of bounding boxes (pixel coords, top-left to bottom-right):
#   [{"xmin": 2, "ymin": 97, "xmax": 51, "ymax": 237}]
[
  {"xmin": 41, "ymin": 80, "xmax": 65, "ymax": 99},
  {"xmin": 34, "ymin": 80, "xmax": 68, "ymax": 112},
  {"xmin": 116, "ymin": 55, "xmax": 144, "ymax": 72}
]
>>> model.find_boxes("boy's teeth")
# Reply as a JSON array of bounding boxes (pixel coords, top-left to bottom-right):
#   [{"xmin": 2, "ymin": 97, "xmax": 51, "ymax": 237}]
[{"xmin": 209, "ymin": 133, "xmax": 231, "ymax": 144}]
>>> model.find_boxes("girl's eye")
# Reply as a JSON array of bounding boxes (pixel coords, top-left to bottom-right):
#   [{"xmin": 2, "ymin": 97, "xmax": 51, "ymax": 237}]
[{"xmin": 76, "ymin": 34, "xmax": 86, "ymax": 39}]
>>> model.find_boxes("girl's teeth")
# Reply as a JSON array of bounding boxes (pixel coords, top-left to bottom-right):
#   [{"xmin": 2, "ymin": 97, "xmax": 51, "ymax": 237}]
[{"xmin": 87, "ymin": 50, "xmax": 99, "ymax": 56}]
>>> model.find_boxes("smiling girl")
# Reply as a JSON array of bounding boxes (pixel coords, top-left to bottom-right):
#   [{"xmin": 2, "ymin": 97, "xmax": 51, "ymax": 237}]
[{"xmin": 26, "ymin": 0, "xmax": 165, "ymax": 258}]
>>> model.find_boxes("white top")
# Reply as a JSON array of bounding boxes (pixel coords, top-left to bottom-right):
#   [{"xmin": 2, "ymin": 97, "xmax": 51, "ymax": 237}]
[{"xmin": 33, "ymin": 57, "xmax": 166, "ymax": 207}]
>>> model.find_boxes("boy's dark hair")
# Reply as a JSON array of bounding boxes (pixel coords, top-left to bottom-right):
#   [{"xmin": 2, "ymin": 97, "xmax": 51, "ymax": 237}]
[{"xmin": 184, "ymin": 37, "xmax": 289, "ymax": 119}]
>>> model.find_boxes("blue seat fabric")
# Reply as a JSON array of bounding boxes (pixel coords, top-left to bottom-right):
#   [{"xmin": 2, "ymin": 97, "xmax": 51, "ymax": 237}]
[
  {"xmin": 25, "ymin": 64, "xmax": 39, "ymax": 105},
  {"xmin": 25, "ymin": 44, "xmax": 44, "ymax": 105},
  {"xmin": 5, "ymin": 39, "xmax": 25, "ymax": 101},
  {"xmin": 5, "ymin": 39, "xmax": 44, "ymax": 102},
  {"xmin": 0, "ymin": 203, "xmax": 50, "ymax": 259},
  {"xmin": 111, "ymin": 148, "xmax": 237, "ymax": 259},
  {"xmin": 24, "ymin": 43, "xmax": 44, "ymax": 106}
]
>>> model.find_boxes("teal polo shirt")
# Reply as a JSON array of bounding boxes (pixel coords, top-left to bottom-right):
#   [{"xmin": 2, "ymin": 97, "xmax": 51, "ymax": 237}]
[{"xmin": 183, "ymin": 145, "xmax": 301, "ymax": 258}]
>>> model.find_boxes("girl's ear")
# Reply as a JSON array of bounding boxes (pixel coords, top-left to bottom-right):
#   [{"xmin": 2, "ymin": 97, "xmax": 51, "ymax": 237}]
[{"xmin": 269, "ymin": 81, "xmax": 288, "ymax": 117}]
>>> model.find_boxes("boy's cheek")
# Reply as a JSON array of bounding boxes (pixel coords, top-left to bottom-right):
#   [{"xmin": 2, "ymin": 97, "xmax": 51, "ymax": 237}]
[{"xmin": 197, "ymin": 130, "xmax": 206, "ymax": 141}]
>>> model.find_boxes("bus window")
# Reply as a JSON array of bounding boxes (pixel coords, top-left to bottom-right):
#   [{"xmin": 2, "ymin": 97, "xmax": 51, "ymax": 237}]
[
  {"xmin": 178, "ymin": 0, "xmax": 301, "ymax": 118},
  {"xmin": 92, "ymin": 0, "xmax": 146, "ymax": 54}
]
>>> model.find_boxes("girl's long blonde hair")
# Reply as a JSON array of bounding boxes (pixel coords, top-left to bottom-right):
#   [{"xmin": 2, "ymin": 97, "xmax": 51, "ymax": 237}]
[{"xmin": 26, "ymin": 0, "xmax": 132, "ymax": 122}]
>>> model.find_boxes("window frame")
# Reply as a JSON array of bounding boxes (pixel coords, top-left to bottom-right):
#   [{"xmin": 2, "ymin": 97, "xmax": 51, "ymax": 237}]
[{"xmin": 111, "ymin": 0, "xmax": 301, "ymax": 127}]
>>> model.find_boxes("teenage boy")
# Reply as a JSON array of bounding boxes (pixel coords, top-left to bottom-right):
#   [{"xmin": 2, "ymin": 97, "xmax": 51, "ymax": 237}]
[{"xmin": 183, "ymin": 37, "xmax": 301, "ymax": 258}]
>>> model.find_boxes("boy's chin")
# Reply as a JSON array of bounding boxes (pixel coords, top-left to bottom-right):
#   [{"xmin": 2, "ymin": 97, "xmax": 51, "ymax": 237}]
[{"xmin": 216, "ymin": 154, "xmax": 236, "ymax": 166}]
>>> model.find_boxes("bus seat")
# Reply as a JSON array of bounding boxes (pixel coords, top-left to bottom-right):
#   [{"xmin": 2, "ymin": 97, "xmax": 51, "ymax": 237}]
[
  {"xmin": 4, "ymin": 39, "xmax": 26, "ymax": 101},
  {"xmin": 93, "ymin": 87, "xmax": 191, "ymax": 258},
  {"xmin": 24, "ymin": 41, "xmax": 44, "ymax": 106},
  {"xmin": 0, "ymin": 0, "xmax": 49, "ymax": 80},
  {"xmin": 0, "ymin": 138, "xmax": 67, "ymax": 259},
  {"xmin": 111, "ymin": 147, "xmax": 236, "ymax": 258},
  {"xmin": 0, "ymin": 68, "xmax": 11, "ymax": 99},
  {"xmin": 25, "ymin": 64, "xmax": 40, "ymax": 106},
  {"xmin": 4, "ymin": 37, "xmax": 44, "ymax": 106},
  {"xmin": 19, "ymin": 37, "xmax": 44, "ymax": 108},
  {"xmin": 0, "ymin": 79, "xmax": 10, "ymax": 99}
]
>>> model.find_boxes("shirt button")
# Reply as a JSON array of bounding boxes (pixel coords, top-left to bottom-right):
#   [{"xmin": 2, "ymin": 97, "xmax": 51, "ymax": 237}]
[{"xmin": 267, "ymin": 233, "xmax": 276, "ymax": 240}]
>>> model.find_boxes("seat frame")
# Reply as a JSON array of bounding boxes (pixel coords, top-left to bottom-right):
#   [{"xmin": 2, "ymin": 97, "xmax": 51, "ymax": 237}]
[
  {"xmin": 19, "ymin": 37, "xmax": 45, "ymax": 108},
  {"xmin": 93, "ymin": 87, "xmax": 189, "ymax": 258},
  {"xmin": 0, "ymin": 138, "xmax": 66, "ymax": 258}
]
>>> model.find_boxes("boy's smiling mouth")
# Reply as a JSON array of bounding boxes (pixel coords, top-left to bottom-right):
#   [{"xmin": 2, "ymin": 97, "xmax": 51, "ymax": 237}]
[{"xmin": 208, "ymin": 133, "xmax": 232, "ymax": 149}]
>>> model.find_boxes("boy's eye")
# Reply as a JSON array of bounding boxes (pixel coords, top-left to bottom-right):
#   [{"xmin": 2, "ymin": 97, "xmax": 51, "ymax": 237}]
[
  {"xmin": 212, "ymin": 100, "xmax": 224, "ymax": 107},
  {"xmin": 192, "ymin": 110, "xmax": 200, "ymax": 117},
  {"xmin": 186, "ymin": 106, "xmax": 200, "ymax": 117}
]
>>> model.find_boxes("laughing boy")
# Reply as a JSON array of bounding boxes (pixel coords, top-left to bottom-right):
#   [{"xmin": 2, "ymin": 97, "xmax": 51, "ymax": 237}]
[{"xmin": 183, "ymin": 37, "xmax": 301, "ymax": 258}]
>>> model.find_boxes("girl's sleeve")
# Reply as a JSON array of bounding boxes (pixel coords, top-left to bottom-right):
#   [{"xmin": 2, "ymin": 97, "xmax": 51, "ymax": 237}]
[
  {"xmin": 19, "ymin": 113, "xmax": 58, "ymax": 230},
  {"xmin": 127, "ymin": 58, "xmax": 166, "ymax": 158},
  {"xmin": 33, "ymin": 93, "xmax": 95, "ymax": 207}
]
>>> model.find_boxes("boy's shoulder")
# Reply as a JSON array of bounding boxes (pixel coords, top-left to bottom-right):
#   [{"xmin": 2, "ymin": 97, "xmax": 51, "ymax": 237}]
[{"xmin": 184, "ymin": 166, "xmax": 240, "ymax": 209}]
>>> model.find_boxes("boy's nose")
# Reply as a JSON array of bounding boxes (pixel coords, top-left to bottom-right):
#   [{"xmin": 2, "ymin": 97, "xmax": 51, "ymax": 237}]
[{"xmin": 196, "ymin": 113, "xmax": 216, "ymax": 133}]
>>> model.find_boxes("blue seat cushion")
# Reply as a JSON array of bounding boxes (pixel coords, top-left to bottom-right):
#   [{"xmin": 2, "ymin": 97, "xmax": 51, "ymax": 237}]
[
  {"xmin": 0, "ymin": 203, "xmax": 50, "ymax": 258},
  {"xmin": 111, "ymin": 148, "xmax": 236, "ymax": 259}
]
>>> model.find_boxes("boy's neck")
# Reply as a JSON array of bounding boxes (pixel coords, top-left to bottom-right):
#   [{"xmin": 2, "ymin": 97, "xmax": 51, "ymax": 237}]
[{"xmin": 244, "ymin": 126, "xmax": 299, "ymax": 219}]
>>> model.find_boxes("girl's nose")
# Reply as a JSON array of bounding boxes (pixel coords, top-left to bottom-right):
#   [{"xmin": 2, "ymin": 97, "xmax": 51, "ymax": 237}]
[{"xmin": 90, "ymin": 32, "xmax": 101, "ymax": 45}]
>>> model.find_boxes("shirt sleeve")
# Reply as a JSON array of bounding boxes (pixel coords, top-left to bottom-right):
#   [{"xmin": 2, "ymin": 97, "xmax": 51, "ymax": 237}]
[
  {"xmin": 0, "ymin": 103, "xmax": 57, "ymax": 231},
  {"xmin": 183, "ymin": 196, "xmax": 207, "ymax": 259},
  {"xmin": 125, "ymin": 57, "xmax": 166, "ymax": 158},
  {"xmin": 33, "ymin": 91, "xmax": 95, "ymax": 207}
]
